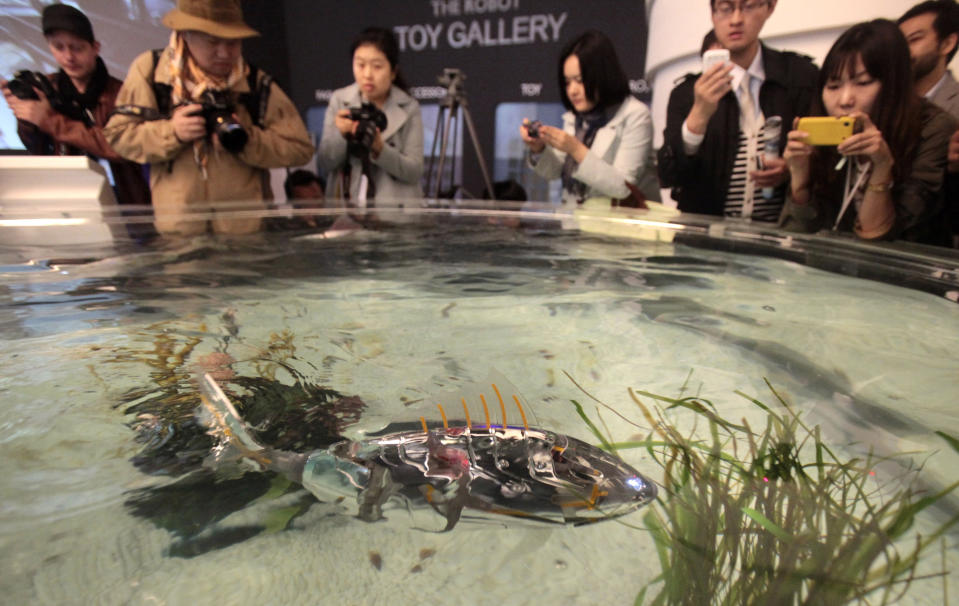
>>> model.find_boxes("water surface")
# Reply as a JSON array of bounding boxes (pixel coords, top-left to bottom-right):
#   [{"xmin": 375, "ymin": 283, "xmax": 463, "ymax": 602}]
[{"xmin": 1, "ymin": 223, "xmax": 956, "ymax": 605}]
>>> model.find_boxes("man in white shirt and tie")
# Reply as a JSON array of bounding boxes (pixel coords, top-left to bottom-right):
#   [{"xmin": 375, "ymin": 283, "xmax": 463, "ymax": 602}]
[{"xmin": 658, "ymin": 0, "xmax": 819, "ymax": 221}]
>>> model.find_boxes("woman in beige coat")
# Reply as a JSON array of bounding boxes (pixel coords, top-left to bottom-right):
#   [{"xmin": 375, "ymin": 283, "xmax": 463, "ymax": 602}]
[{"xmin": 104, "ymin": 0, "xmax": 313, "ymax": 236}]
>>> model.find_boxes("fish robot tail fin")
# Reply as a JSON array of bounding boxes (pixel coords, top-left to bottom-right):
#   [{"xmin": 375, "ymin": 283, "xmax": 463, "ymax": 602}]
[{"xmin": 196, "ymin": 372, "xmax": 271, "ymax": 469}]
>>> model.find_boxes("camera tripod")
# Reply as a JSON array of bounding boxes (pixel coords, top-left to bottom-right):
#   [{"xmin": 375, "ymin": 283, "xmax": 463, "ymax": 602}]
[{"xmin": 425, "ymin": 68, "xmax": 495, "ymax": 200}]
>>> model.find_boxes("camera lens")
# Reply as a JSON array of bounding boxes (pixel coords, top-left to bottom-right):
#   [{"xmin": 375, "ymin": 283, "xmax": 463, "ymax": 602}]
[{"xmin": 214, "ymin": 117, "xmax": 248, "ymax": 153}]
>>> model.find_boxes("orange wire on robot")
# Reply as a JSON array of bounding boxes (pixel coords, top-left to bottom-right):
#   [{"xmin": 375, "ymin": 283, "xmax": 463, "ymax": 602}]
[{"xmin": 419, "ymin": 384, "xmax": 531, "ymax": 433}]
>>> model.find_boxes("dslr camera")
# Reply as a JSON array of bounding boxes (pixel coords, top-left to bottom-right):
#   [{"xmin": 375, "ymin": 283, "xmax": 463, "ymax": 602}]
[
  {"xmin": 7, "ymin": 70, "xmax": 57, "ymax": 101},
  {"xmin": 7, "ymin": 69, "xmax": 93, "ymax": 126},
  {"xmin": 190, "ymin": 89, "xmax": 248, "ymax": 153},
  {"xmin": 347, "ymin": 102, "xmax": 387, "ymax": 158}
]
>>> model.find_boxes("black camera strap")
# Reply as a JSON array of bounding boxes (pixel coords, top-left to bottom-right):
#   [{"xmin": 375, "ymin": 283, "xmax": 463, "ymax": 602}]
[
  {"xmin": 340, "ymin": 157, "xmax": 376, "ymax": 203},
  {"xmin": 362, "ymin": 155, "xmax": 376, "ymax": 201},
  {"xmin": 148, "ymin": 49, "xmax": 271, "ymax": 127},
  {"xmin": 112, "ymin": 105, "xmax": 164, "ymax": 121},
  {"xmin": 54, "ymin": 58, "xmax": 108, "ymax": 127}
]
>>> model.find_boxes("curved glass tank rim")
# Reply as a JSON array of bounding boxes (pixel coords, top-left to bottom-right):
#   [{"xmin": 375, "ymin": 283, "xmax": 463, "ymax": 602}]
[{"xmin": 2, "ymin": 200, "xmax": 957, "ymax": 300}]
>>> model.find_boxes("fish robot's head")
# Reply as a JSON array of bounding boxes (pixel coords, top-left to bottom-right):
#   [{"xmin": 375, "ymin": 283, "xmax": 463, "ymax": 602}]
[{"xmin": 524, "ymin": 430, "xmax": 657, "ymax": 524}]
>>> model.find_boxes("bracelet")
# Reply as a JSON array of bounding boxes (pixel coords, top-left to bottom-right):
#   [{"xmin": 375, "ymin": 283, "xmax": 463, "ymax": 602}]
[{"xmin": 866, "ymin": 180, "xmax": 893, "ymax": 193}]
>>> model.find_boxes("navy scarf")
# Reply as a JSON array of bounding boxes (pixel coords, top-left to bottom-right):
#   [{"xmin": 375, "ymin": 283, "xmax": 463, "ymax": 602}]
[{"xmin": 560, "ymin": 103, "xmax": 616, "ymax": 202}]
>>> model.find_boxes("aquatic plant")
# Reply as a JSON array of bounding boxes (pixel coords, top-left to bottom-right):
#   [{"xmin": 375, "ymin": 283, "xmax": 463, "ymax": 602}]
[
  {"xmin": 569, "ymin": 374, "xmax": 959, "ymax": 606},
  {"xmin": 103, "ymin": 319, "xmax": 367, "ymax": 556}
]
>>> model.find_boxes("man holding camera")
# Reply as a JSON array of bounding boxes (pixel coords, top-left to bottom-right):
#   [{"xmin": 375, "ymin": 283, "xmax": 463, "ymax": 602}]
[
  {"xmin": 0, "ymin": 4, "xmax": 151, "ymax": 213},
  {"xmin": 104, "ymin": 0, "xmax": 313, "ymax": 236}
]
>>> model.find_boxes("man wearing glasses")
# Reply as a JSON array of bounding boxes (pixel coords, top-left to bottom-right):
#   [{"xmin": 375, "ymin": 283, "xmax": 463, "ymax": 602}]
[{"xmin": 658, "ymin": 0, "xmax": 818, "ymax": 222}]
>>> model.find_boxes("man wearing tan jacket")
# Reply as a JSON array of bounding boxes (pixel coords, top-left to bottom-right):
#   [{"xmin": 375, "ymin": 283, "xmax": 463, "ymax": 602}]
[{"xmin": 105, "ymin": 0, "xmax": 313, "ymax": 236}]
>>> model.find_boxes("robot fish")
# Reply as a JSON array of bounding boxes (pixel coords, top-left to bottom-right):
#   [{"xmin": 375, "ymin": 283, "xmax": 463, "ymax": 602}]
[{"xmin": 197, "ymin": 373, "xmax": 656, "ymax": 531}]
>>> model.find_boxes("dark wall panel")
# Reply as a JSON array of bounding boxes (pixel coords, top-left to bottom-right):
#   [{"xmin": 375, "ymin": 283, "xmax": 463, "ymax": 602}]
[
  {"xmin": 242, "ymin": 1, "xmax": 292, "ymax": 90},
  {"xmin": 278, "ymin": 1, "xmax": 649, "ymax": 195}
]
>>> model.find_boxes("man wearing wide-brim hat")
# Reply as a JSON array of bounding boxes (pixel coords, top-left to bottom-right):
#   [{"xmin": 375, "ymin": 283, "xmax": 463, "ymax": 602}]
[{"xmin": 105, "ymin": 0, "xmax": 313, "ymax": 236}]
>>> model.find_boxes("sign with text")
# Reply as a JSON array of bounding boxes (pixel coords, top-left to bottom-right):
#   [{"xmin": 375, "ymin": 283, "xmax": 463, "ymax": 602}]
[{"xmin": 283, "ymin": 0, "xmax": 649, "ymax": 194}]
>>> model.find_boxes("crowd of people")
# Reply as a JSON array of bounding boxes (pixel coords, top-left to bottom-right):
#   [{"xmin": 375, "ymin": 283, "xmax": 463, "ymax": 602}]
[{"xmin": 2, "ymin": 0, "xmax": 959, "ymax": 248}]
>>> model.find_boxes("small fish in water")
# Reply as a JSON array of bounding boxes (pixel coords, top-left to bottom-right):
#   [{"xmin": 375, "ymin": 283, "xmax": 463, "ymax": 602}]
[{"xmin": 197, "ymin": 372, "xmax": 656, "ymax": 531}]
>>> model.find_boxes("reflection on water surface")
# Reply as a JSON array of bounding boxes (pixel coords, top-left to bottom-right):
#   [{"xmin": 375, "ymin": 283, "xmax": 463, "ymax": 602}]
[{"xmin": 0, "ymin": 223, "xmax": 956, "ymax": 605}]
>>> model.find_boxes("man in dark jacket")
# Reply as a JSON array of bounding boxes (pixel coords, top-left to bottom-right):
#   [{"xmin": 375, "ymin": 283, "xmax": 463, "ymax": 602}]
[
  {"xmin": 657, "ymin": 0, "xmax": 818, "ymax": 221},
  {"xmin": 899, "ymin": 1, "xmax": 959, "ymax": 248},
  {"xmin": 1, "ymin": 4, "xmax": 153, "ymax": 234}
]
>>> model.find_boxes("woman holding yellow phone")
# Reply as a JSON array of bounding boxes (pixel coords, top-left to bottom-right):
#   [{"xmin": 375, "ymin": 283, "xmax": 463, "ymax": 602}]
[{"xmin": 780, "ymin": 19, "xmax": 956, "ymax": 245}]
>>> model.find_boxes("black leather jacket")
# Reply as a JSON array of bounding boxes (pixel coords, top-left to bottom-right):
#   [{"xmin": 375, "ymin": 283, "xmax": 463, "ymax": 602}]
[{"xmin": 657, "ymin": 44, "xmax": 818, "ymax": 217}]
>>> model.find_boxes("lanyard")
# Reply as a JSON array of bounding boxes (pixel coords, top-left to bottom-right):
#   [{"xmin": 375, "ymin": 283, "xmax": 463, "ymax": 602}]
[{"xmin": 834, "ymin": 158, "xmax": 871, "ymax": 230}]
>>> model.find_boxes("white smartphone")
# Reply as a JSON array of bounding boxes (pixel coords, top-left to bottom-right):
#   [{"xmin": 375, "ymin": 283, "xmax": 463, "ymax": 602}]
[{"xmin": 702, "ymin": 48, "xmax": 730, "ymax": 72}]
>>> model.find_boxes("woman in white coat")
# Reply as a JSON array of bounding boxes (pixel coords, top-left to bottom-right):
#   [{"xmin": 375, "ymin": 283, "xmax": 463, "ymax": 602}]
[
  {"xmin": 319, "ymin": 27, "xmax": 423, "ymax": 208},
  {"xmin": 520, "ymin": 30, "xmax": 660, "ymax": 206}
]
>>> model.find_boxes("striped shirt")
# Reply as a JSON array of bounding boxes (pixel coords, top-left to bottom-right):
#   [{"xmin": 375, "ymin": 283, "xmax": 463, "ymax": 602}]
[{"xmin": 724, "ymin": 125, "xmax": 784, "ymax": 222}]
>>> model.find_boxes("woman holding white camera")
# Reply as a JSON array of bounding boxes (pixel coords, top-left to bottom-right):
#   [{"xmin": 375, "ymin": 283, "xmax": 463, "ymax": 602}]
[
  {"xmin": 519, "ymin": 29, "xmax": 660, "ymax": 206},
  {"xmin": 319, "ymin": 27, "xmax": 424, "ymax": 206},
  {"xmin": 780, "ymin": 19, "xmax": 955, "ymax": 245}
]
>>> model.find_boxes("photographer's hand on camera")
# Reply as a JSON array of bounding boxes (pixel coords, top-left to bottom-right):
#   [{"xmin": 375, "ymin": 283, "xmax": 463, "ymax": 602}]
[
  {"xmin": 335, "ymin": 109, "xmax": 356, "ymax": 137},
  {"xmin": 171, "ymin": 103, "xmax": 207, "ymax": 144},
  {"xmin": 540, "ymin": 124, "xmax": 588, "ymax": 163},
  {"xmin": 354, "ymin": 118, "xmax": 383, "ymax": 157},
  {"xmin": 370, "ymin": 129, "xmax": 385, "ymax": 157},
  {"xmin": 519, "ymin": 119, "xmax": 546, "ymax": 154},
  {"xmin": 339, "ymin": 104, "xmax": 388, "ymax": 162},
  {"xmin": 1, "ymin": 81, "xmax": 54, "ymax": 128}
]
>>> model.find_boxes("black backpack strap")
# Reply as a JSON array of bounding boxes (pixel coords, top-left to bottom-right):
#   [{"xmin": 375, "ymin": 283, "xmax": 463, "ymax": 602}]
[
  {"xmin": 255, "ymin": 71, "xmax": 272, "ymax": 128},
  {"xmin": 237, "ymin": 63, "xmax": 272, "ymax": 128},
  {"xmin": 149, "ymin": 48, "xmax": 174, "ymax": 116},
  {"xmin": 145, "ymin": 48, "xmax": 176, "ymax": 173}
]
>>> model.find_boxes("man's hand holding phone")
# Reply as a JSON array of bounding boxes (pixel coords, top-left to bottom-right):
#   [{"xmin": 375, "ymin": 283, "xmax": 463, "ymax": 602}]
[{"xmin": 687, "ymin": 49, "xmax": 734, "ymax": 135}]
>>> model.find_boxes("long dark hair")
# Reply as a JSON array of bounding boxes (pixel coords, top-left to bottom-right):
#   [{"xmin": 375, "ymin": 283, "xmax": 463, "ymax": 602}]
[
  {"xmin": 350, "ymin": 26, "xmax": 409, "ymax": 92},
  {"xmin": 557, "ymin": 30, "xmax": 630, "ymax": 113},
  {"xmin": 812, "ymin": 19, "xmax": 921, "ymax": 183}
]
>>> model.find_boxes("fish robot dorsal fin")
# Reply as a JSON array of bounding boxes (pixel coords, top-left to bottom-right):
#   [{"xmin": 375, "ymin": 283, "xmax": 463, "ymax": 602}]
[{"xmin": 357, "ymin": 369, "xmax": 539, "ymax": 438}]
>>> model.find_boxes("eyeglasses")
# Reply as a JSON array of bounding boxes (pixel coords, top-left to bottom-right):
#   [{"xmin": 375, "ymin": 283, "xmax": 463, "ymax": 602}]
[{"xmin": 713, "ymin": 1, "xmax": 769, "ymax": 18}]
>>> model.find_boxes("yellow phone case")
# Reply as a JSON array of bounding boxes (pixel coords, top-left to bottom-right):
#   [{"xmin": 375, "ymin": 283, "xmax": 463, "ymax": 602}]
[{"xmin": 797, "ymin": 117, "xmax": 857, "ymax": 146}]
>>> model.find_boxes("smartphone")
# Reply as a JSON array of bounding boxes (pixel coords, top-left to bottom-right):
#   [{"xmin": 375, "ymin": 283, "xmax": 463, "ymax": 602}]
[
  {"xmin": 796, "ymin": 116, "xmax": 858, "ymax": 146},
  {"xmin": 525, "ymin": 120, "xmax": 543, "ymax": 139},
  {"xmin": 702, "ymin": 48, "xmax": 730, "ymax": 72}
]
